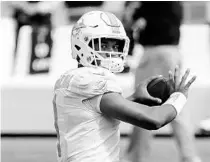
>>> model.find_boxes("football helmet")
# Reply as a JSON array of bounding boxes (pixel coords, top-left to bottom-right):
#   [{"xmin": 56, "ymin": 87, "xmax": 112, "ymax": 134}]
[{"xmin": 71, "ymin": 11, "xmax": 130, "ymax": 73}]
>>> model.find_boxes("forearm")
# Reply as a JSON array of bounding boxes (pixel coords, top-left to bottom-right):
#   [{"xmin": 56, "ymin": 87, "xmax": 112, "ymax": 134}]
[
  {"xmin": 126, "ymin": 94, "xmax": 176, "ymax": 130},
  {"xmin": 106, "ymin": 97, "xmax": 176, "ymax": 130},
  {"xmin": 142, "ymin": 92, "xmax": 187, "ymax": 130},
  {"xmin": 123, "ymin": 102, "xmax": 177, "ymax": 130},
  {"xmin": 101, "ymin": 92, "xmax": 186, "ymax": 130},
  {"xmin": 147, "ymin": 104, "xmax": 177, "ymax": 130},
  {"xmin": 126, "ymin": 92, "xmax": 186, "ymax": 130}
]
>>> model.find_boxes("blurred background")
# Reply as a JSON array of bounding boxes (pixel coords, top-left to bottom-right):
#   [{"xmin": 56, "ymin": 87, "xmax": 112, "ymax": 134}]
[{"xmin": 1, "ymin": 1, "xmax": 210, "ymax": 162}]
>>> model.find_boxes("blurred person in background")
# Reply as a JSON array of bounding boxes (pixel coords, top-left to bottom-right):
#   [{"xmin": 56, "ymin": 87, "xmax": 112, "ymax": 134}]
[
  {"xmin": 121, "ymin": 1, "xmax": 140, "ymax": 57},
  {"xmin": 8, "ymin": 1, "xmax": 60, "ymax": 75},
  {"xmin": 125, "ymin": 2, "xmax": 202, "ymax": 162},
  {"xmin": 121, "ymin": 1, "xmax": 140, "ymax": 73},
  {"xmin": 64, "ymin": 1, "xmax": 104, "ymax": 23},
  {"xmin": 53, "ymin": 10, "xmax": 196, "ymax": 162}
]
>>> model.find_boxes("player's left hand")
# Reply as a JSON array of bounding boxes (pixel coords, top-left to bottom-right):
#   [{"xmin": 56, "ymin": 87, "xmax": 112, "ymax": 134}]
[{"xmin": 133, "ymin": 75, "xmax": 162, "ymax": 104}]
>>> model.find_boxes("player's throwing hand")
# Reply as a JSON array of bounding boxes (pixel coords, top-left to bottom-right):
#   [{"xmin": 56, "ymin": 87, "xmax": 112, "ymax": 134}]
[
  {"xmin": 133, "ymin": 75, "xmax": 163, "ymax": 104},
  {"xmin": 168, "ymin": 66, "xmax": 197, "ymax": 98}
]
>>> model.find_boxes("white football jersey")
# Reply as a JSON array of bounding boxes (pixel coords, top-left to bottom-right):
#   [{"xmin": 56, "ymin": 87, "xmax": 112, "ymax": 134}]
[{"xmin": 53, "ymin": 67, "xmax": 122, "ymax": 162}]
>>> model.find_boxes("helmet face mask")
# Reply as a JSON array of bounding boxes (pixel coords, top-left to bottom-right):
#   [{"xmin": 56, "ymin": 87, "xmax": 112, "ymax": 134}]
[{"xmin": 71, "ymin": 11, "xmax": 130, "ymax": 73}]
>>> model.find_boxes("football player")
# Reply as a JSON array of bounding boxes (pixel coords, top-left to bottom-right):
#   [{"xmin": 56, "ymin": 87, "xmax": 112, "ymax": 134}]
[{"xmin": 53, "ymin": 11, "xmax": 196, "ymax": 162}]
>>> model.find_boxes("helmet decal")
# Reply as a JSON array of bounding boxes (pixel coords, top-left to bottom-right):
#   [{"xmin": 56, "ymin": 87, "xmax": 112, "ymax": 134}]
[
  {"xmin": 101, "ymin": 12, "xmax": 120, "ymax": 34},
  {"xmin": 72, "ymin": 21, "xmax": 86, "ymax": 37},
  {"xmin": 101, "ymin": 12, "xmax": 120, "ymax": 27}
]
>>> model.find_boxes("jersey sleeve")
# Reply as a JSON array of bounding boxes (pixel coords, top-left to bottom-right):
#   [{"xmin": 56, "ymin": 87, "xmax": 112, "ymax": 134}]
[
  {"xmin": 68, "ymin": 68, "xmax": 122, "ymax": 99},
  {"xmin": 54, "ymin": 71, "xmax": 74, "ymax": 93}
]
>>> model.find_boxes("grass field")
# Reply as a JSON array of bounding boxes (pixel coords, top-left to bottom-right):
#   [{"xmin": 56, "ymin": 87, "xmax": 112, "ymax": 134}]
[{"xmin": 1, "ymin": 137, "xmax": 210, "ymax": 162}]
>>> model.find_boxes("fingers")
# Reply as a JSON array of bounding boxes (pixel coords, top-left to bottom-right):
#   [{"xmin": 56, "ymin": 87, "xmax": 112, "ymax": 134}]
[
  {"xmin": 185, "ymin": 75, "xmax": 197, "ymax": 89},
  {"xmin": 167, "ymin": 66, "xmax": 196, "ymax": 97},
  {"xmin": 179, "ymin": 68, "xmax": 190, "ymax": 87},
  {"xmin": 174, "ymin": 65, "xmax": 180, "ymax": 89},
  {"xmin": 168, "ymin": 70, "xmax": 174, "ymax": 84},
  {"xmin": 146, "ymin": 95, "xmax": 162, "ymax": 104},
  {"xmin": 154, "ymin": 97, "xmax": 162, "ymax": 104}
]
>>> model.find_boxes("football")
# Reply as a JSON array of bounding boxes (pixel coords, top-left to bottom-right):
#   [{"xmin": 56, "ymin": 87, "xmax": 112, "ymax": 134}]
[{"xmin": 142, "ymin": 77, "xmax": 171, "ymax": 106}]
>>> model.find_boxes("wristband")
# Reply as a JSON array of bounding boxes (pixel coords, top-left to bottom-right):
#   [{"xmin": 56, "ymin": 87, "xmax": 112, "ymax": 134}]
[{"xmin": 163, "ymin": 92, "xmax": 187, "ymax": 115}]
